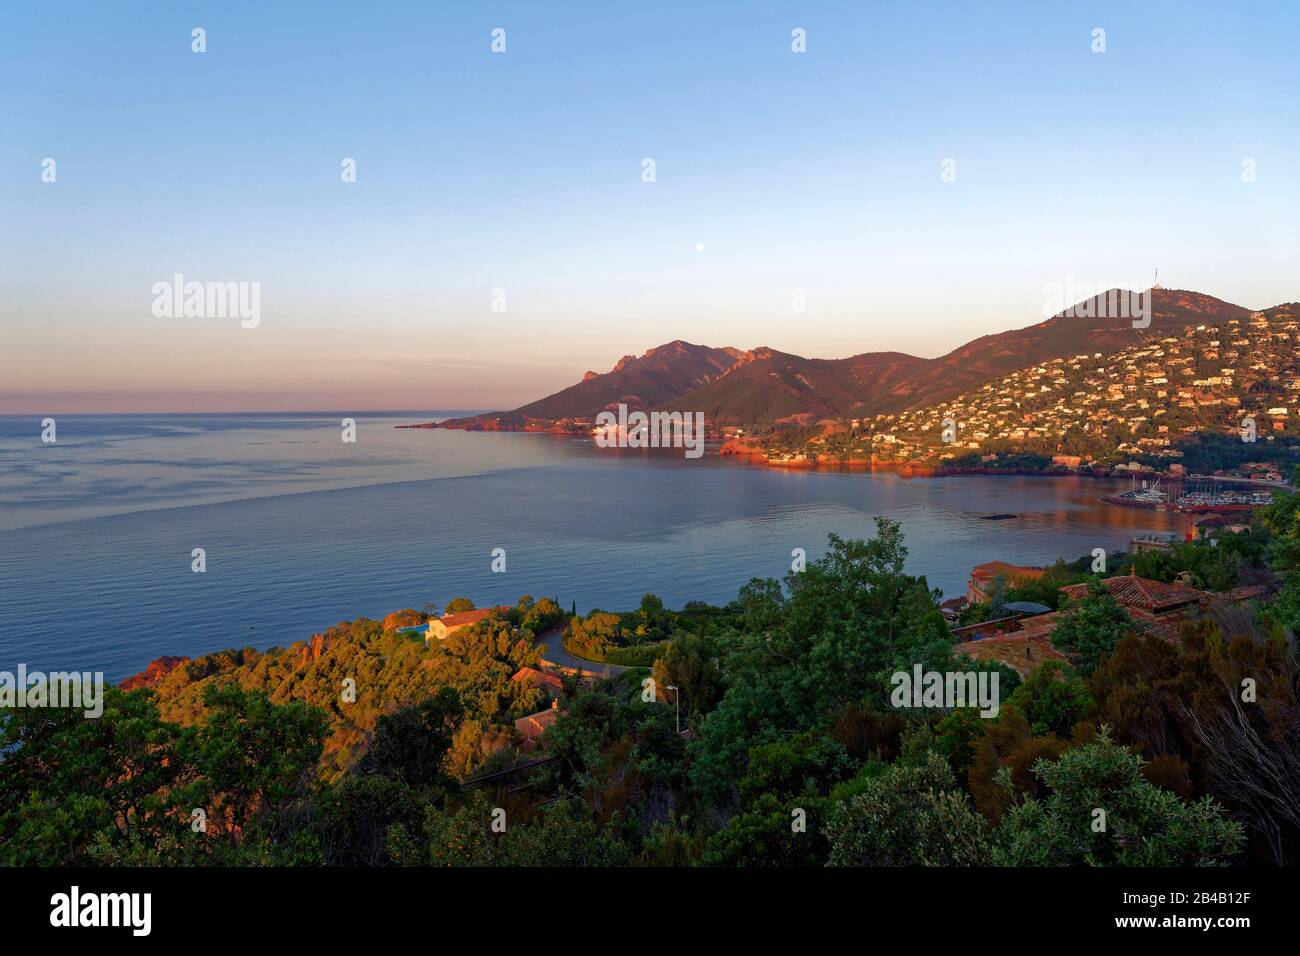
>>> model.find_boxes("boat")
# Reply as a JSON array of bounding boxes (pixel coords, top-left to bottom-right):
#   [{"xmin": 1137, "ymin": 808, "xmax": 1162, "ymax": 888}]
[{"xmin": 1130, "ymin": 477, "xmax": 1167, "ymax": 504}]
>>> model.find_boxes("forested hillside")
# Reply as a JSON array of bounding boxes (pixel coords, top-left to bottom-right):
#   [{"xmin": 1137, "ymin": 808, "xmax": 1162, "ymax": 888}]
[{"xmin": 4, "ymin": 496, "xmax": 1298, "ymax": 867}]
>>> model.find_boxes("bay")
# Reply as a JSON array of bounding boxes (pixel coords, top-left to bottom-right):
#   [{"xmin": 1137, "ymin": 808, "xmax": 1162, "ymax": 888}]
[{"xmin": 0, "ymin": 414, "xmax": 1178, "ymax": 680}]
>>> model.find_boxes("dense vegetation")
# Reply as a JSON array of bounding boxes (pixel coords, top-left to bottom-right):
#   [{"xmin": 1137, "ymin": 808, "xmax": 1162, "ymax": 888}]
[
  {"xmin": 946, "ymin": 437, "xmax": 1300, "ymax": 478},
  {"xmin": 564, "ymin": 595, "xmax": 737, "ymax": 667},
  {"xmin": 1172, "ymin": 435, "xmax": 1300, "ymax": 478},
  {"xmin": 3, "ymin": 495, "xmax": 1298, "ymax": 867}
]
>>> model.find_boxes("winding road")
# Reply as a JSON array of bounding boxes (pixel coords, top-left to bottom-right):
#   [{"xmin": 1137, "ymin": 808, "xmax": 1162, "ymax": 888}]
[{"xmin": 535, "ymin": 625, "xmax": 629, "ymax": 677}]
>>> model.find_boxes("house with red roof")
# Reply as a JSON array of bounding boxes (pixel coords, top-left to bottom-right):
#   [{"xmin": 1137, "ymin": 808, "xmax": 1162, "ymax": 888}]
[
  {"xmin": 966, "ymin": 561, "xmax": 1046, "ymax": 604},
  {"xmin": 510, "ymin": 666, "xmax": 564, "ymax": 696},
  {"xmin": 1058, "ymin": 573, "xmax": 1204, "ymax": 641},
  {"xmin": 514, "ymin": 699, "xmax": 561, "ymax": 754},
  {"xmin": 1058, "ymin": 573, "xmax": 1204, "ymax": 616},
  {"xmin": 953, "ymin": 569, "xmax": 1263, "ymax": 674},
  {"xmin": 424, "ymin": 605, "xmax": 512, "ymax": 644}
]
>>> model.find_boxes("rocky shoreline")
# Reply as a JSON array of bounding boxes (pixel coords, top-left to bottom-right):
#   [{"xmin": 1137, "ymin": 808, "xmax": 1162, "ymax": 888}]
[{"xmin": 402, "ymin": 420, "xmax": 1187, "ymax": 481}]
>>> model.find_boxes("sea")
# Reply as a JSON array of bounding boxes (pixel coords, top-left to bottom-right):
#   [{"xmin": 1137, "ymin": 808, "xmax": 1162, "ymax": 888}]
[{"xmin": 0, "ymin": 413, "xmax": 1180, "ymax": 681}]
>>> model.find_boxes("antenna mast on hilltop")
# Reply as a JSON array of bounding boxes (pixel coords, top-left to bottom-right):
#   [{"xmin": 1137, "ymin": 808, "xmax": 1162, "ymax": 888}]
[{"xmin": 1153, "ymin": 268, "xmax": 1162, "ymax": 291}]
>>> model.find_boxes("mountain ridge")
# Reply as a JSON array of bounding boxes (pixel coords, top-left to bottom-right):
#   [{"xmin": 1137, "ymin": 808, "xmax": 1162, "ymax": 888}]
[{"xmin": 435, "ymin": 289, "xmax": 1254, "ymax": 431}]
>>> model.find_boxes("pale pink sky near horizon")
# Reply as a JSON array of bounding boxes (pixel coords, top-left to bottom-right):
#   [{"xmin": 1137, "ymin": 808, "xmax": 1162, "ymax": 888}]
[{"xmin": 1, "ymin": 278, "xmax": 1290, "ymax": 415}]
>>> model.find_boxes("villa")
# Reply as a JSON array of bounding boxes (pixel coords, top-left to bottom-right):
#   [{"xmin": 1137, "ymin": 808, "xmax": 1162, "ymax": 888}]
[
  {"xmin": 514, "ymin": 699, "xmax": 561, "ymax": 754},
  {"xmin": 955, "ymin": 569, "xmax": 1268, "ymax": 676},
  {"xmin": 1058, "ymin": 573, "xmax": 1205, "ymax": 640},
  {"xmin": 424, "ymin": 606, "xmax": 512, "ymax": 644},
  {"xmin": 966, "ymin": 561, "xmax": 1046, "ymax": 604},
  {"xmin": 510, "ymin": 666, "xmax": 564, "ymax": 696}
]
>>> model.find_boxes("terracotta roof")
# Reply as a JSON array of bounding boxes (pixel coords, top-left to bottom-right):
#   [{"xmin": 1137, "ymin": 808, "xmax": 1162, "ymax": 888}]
[
  {"xmin": 951, "ymin": 614, "xmax": 1024, "ymax": 639},
  {"xmin": 515, "ymin": 709, "xmax": 559, "ymax": 736},
  {"xmin": 440, "ymin": 606, "xmax": 511, "ymax": 629},
  {"xmin": 970, "ymin": 562, "xmax": 1045, "ymax": 582},
  {"xmin": 1014, "ymin": 611, "xmax": 1064, "ymax": 641},
  {"xmin": 955, "ymin": 633, "xmax": 1067, "ymax": 677},
  {"xmin": 1125, "ymin": 608, "xmax": 1182, "ymax": 643},
  {"xmin": 1007, "ymin": 600, "xmax": 1183, "ymax": 647},
  {"xmin": 513, "ymin": 701, "xmax": 561, "ymax": 748},
  {"xmin": 510, "ymin": 667, "xmax": 564, "ymax": 694},
  {"xmin": 1060, "ymin": 576, "xmax": 1204, "ymax": 612}
]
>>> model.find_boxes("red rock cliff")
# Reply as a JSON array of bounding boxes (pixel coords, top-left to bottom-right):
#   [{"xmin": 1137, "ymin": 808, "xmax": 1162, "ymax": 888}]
[{"xmin": 120, "ymin": 655, "xmax": 189, "ymax": 690}]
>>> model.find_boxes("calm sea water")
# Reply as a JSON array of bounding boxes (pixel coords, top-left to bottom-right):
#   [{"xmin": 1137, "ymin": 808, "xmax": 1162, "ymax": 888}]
[{"xmin": 0, "ymin": 414, "xmax": 1179, "ymax": 680}]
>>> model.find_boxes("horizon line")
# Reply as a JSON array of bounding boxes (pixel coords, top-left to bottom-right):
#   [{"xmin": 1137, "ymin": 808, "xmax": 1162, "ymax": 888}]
[{"xmin": 0, "ymin": 408, "xmax": 488, "ymax": 418}]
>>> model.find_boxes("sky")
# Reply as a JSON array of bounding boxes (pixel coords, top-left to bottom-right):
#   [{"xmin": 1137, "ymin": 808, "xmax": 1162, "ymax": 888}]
[{"xmin": 2, "ymin": 0, "xmax": 1299, "ymax": 413}]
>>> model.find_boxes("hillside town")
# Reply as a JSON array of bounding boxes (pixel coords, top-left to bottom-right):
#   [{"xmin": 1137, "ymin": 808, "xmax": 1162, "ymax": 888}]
[{"xmin": 771, "ymin": 306, "xmax": 1300, "ymax": 476}]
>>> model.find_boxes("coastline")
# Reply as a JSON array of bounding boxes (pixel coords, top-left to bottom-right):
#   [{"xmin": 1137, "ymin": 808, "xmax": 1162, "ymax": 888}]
[
  {"xmin": 410, "ymin": 421, "xmax": 1295, "ymax": 510},
  {"xmin": 406, "ymin": 420, "xmax": 1213, "ymax": 484}
]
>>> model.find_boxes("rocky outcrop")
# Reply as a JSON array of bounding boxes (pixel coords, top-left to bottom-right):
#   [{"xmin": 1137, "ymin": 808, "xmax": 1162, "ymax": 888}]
[
  {"xmin": 295, "ymin": 633, "xmax": 332, "ymax": 667},
  {"xmin": 382, "ymin": 609, "xmax": 426, "ymax": 631},
  {"xmin": 120, "ymin": 655, "xmax": 189, "ymax": 690},
  {"xmin": 718, "ymin": 437, "xmax": 768, "ymax": 461}
]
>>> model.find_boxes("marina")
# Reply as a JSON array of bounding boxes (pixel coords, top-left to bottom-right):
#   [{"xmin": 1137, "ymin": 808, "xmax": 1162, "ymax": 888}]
[{"xmin": 1103, "ymin": 474, "xmax": 1280, "ymax": 514}]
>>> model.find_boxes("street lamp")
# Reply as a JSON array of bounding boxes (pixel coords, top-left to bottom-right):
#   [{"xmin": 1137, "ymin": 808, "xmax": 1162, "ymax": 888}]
[{"xmin": 666, "ymin": 684, "xmax": 681, "ymax": 734}]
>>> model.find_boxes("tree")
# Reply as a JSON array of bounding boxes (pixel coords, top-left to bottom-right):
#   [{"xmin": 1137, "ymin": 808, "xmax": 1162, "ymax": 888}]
[
  {"xmin": 1087, "ymin": 632, "xmax": 1185, "ymax": 757},
  {"xmin": 0, "ymin": 687, "xmax": 187, "ymax": 865},
  {"xmin": 1006, "ymin": 660, "xmax": 1092, "ymax": 737},
  {"xmin": 388, "ymin": 793, "xmax": 628, "ymax": 866},
  {"xmin": 445, "ymin": 597, "xmax": 476, "ymax": 613},
  {"xmin": 565, "ymin": 611, "xmax": 623, "ymax": 660},
  {"xmin": 0, "ymin": 683, "xmax": 328, "ymax": 865},
  {"xmin": 1050, "ymin": 581, "xmax": 1142, "ymax": 674},
  {"xmin": 311, "ymin": 774, "xmax": 425, "ymax": 866},
  {"xmin": 691, "ymin": 523, "xmax": 936, "ymax": 803},
  {"xmin": 933, "ymin": 706, "xmax": 987, "ymax": 776},
  {"xmin": 498, "ymin": 799, "xmax": 630, "ymax": 866},
  {"xmin": 1261, "ymin": 490, "xmax": 1300, "ymax": 636},
  {"xmin": 356, "ymin": 688, "xmax": 462, "ymax": 790},
  {"xmin": 829, "ymin": 701, "xmax": 906, "ymax": 764},
  {"xmin": 987, "ymin": 573, "xmax": 1009, "ymax": 618},
  {"xmin": 825, "ymin": 753, "xmax": 991, "ymax": 866},
  {"xmin": 993, "ymin": 729, "xmax": 1244, "ymax": 866},
  {"xmin": 738, "ymin": 732, "xmax": 852, "ymax": 807},
  {"xmin": 700, "ymin": 731, "xmax": 851, "ymax": 866},
  {"xmin": 1089, "ymin": 622, "xmax": 1300, "ymax": 865},
  {"xmin": 1172, "ymin": 623, "xmax": 1300, "ymax": 865},
  {"xmin": 519, "ymin": 596, "xmax": 564, "ymax": 634},
  {"xmin": 967, "ymin": 705, "xmax": 1069, "ymax": 823},
  {"xmin": 1003, "ymin": 561, "xmax": 1081, "ymax": 610},
  {"xmin": 184, "ymin": 684, "xmax": 328, "ymax": 846},
  {"xmin": 388, "ymin": 793, "xmax": 497, "ymax": 866},
  {"xmin": 702, "ymin": 794, "xmax": 832, "ymax": 866},
  {"xmin": 651, "ymin": 631, "xmax": 724, "ymax": 717}
]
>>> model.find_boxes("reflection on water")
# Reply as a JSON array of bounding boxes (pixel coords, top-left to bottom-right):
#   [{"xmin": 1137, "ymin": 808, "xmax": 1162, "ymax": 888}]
[{"xmin": 0, "ymin": 415, "xmax": 1179, "ymax": 680}]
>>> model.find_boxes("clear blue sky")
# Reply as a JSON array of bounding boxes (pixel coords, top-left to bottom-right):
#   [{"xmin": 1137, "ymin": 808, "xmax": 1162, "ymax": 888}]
[{"xmin": 3, "ymin": 1, "xmax": 1298, "ymax": 412}]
